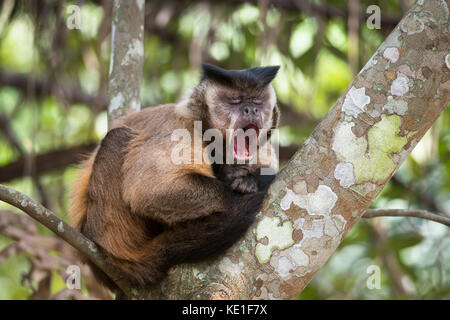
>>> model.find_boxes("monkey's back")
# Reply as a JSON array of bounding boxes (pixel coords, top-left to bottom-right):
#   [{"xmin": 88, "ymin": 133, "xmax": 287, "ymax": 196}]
[
  {"xmin": 69, "ymin": 103, "xmax": 214, "ymax": 284},
  {"xmin": 71, "ymin": 104, "xmax": 177, "ymax": 251}
]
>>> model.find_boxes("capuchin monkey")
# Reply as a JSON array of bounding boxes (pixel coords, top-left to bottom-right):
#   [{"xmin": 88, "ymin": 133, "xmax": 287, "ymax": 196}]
[{"xmin": 70, "ymin": 63, "xmax": 280, "ymax": 290}]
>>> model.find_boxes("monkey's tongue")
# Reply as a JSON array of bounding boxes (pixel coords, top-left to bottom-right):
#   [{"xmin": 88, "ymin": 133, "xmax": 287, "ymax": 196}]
[
  {"xmin": 233, "ymin": 124, "xmax": 259, "ymax": 160},
  {"xmin": 233, "ymin": 136, "xmax": 250, "ymax": 160}
]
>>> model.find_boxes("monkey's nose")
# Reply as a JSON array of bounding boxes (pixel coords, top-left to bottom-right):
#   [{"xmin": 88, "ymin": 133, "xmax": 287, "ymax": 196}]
[{"xmin": 243, "ymin": 107, "xmax": 259, "ymax": 116}]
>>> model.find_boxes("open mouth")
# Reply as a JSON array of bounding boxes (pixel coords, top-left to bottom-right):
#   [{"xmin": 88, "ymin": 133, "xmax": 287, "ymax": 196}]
[{"xmin": 233, "ymin": 123, "xmax": 260, "ymax": 161}]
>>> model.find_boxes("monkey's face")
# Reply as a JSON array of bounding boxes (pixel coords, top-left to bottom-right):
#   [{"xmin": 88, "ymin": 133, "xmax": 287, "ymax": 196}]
[
  {"xmin": 199, "ymin": 64, "xmax": 280, "ymax": 162},
  {"xmin": 206, "ymin": 82, "xmax": 276, "ymax": 128},
  {"xmin": 205, "ymin": 83, "xmax": 277, "ymax": 161}
]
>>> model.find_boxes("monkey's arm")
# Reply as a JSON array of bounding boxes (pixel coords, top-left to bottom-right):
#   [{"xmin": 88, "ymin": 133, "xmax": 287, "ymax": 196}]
[
  {"xmin": 122, "ymin": 173, "xmax": 240, "ymax": 226},
  {"xmin": 85, "ymin": 127, "xmax": 268, "ymax": 286},
  {"xmin": 140, "ymin": 191, "xmax": 266, "ymax": 267}
]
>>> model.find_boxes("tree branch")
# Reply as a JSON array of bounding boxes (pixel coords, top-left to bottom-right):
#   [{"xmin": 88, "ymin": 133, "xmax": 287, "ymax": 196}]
[
  {"xmin": 363, "ymin": 209, "xmax": 450, "ymax": 228},
  {"xmin": 0, "ymin": 72, "xmax": 108, "ymax": 110},
  {"xmin": 0, "ymin": 184, "xmax": 139, "ymax": 298},
  {"xmin": 0, "ymin": 142, "xmax": 297, "ymax": 182},
  {"xmin": 0, "ymin": 71, "xmax": 310, "ymax": 129},
  {"xmin": 0, "ymin": 113, "xmax": 25, "ymax": 157},
  {"xmin": 0, "ymin": 143, "xmax": 97, "ymax": 183}
]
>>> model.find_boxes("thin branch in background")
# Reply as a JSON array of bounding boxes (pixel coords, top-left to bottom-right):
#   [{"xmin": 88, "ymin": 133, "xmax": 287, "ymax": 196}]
[
  {"xmin": 323, "ymin": 38, "xmax": 347, "ymax": 61},
  {"xmin": 0, "ymin": 71, "xmax": 313, "ymax": 128},
  {"xmin": 363, "ymin": 209, "xmax": 450, "ymax": 228},
  {"xmin": 256, "ymin": 0, "xmax": 275, "ymax": 65},
  {"xmin": 0, "ymin": 184, "xmax": 137, "ymax": 298},
  {"xmin": 0, "ymin": 114, "xmax": 25, "ymax": 157},
  {"xmin": 0, "ymin": 143, "xmax": 98, "ymax": 183},
  {"xmin": 0, "ymin": 0, "xmax": 15, "ymax": 36},
  {"xmin": 0, "ymin": 141, "xmax": 302, "ymax": 183},
  {"xmin": 0, "ymin": 72, "xmax": 109, "ymax": 111}
]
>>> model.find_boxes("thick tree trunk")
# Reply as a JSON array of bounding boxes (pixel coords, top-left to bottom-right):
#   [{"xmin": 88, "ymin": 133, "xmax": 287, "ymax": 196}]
[
  {"xmin": 140, "ymin": 0, "xmax": 449, "ymax": 299},
  {"xmin": 107, "ymin": 0, "xmax": 145, "ymax": 126}
]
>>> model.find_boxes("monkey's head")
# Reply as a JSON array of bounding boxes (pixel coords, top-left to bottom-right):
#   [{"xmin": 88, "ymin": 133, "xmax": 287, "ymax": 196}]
[{"xmin": 193, "ymin": 63, "xmax": 280, "ymax": 161}]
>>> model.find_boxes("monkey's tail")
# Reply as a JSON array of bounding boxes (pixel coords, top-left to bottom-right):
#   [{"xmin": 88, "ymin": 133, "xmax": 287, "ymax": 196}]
[{"xmin": 69, "ymin": 155, "xmax": 96, "ymax": 231}]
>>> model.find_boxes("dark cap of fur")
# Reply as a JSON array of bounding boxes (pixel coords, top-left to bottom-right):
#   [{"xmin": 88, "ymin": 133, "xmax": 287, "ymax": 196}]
[{"xmin": 201, "ymin": 63, "xmax": 280, "ymax": 88}]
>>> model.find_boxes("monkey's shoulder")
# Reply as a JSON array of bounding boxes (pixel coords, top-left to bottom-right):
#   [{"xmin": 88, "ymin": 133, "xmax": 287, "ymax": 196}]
[{"xmin": 111, "ymin": 103, "xmax": 185, "ymax": 133}]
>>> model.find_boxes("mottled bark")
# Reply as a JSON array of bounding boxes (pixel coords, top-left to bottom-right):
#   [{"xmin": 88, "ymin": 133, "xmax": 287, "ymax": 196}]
[
  {"xmin": 142, "ymin": 0, "xmax": 449, "ymax": 299},
  {"xmin": 107, "ymin": 0, "xmax": 145, "ymax": 126}
]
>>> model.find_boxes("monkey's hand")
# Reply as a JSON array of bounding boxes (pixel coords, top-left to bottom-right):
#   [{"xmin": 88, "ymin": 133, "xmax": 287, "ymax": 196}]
[
  {"xmin": 230, "ymin": 175, "xmax": 259, "ymax": 194},
  {"xmin": 219, "ymin": 165, "xmax": 258, "ymax": 194}
]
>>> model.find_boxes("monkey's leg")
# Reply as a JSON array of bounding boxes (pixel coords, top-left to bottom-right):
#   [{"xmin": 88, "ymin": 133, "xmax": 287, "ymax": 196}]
[
  {"xmin": 97, "ymin": 191, "xmax": 265, "ymax": 287},
  {"xmin": 132, "ymin": 191, "xmax": 266, "ymax": 285},
  {"xmin": 168, "ymin": 191, "xmax": 266, "ymax": 263}
]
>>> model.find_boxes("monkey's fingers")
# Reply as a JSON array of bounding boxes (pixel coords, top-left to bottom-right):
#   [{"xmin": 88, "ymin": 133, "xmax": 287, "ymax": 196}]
[{"xmin": 230, "ymin": 176, "xmax": 258, "ymax": 194}]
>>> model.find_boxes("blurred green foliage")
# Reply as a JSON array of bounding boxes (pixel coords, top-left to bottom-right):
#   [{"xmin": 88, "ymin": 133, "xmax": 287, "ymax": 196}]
[{"xmin": 0, "ymin": 0, "xmax": 448, "ymax": 299}]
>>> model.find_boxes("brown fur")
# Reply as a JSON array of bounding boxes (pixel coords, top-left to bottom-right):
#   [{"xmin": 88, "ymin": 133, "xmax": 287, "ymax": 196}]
[
  {"xmin": 70, "ymin": 65, "xmax": 279, "ymax": 290},
  {"xmin": 70, "ymin": 155, "xmax": 96, "ymax": 231}
]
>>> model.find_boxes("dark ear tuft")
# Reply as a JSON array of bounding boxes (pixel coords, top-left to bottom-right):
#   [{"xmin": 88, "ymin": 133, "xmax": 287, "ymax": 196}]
[
  {"xmin": 247, "ymin": 66, "xmax": 280, "ymax": 85},
  {"xmin": 200, "ymin": 63, "xmax": 280, "ymax": 87},
  {"xmin": 201, "ymin": 63, "xmax": 233, "ymax": 85}
]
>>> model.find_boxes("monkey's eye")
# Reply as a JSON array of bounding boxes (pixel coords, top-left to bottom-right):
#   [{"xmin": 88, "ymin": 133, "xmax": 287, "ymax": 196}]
[
  {"xmin": 229, "ymin": 98, "xmax": 242, "ymax": 105},
  {"xmin": 253, "ymin": 99, "xmax": 262, "ymax": 105}
]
